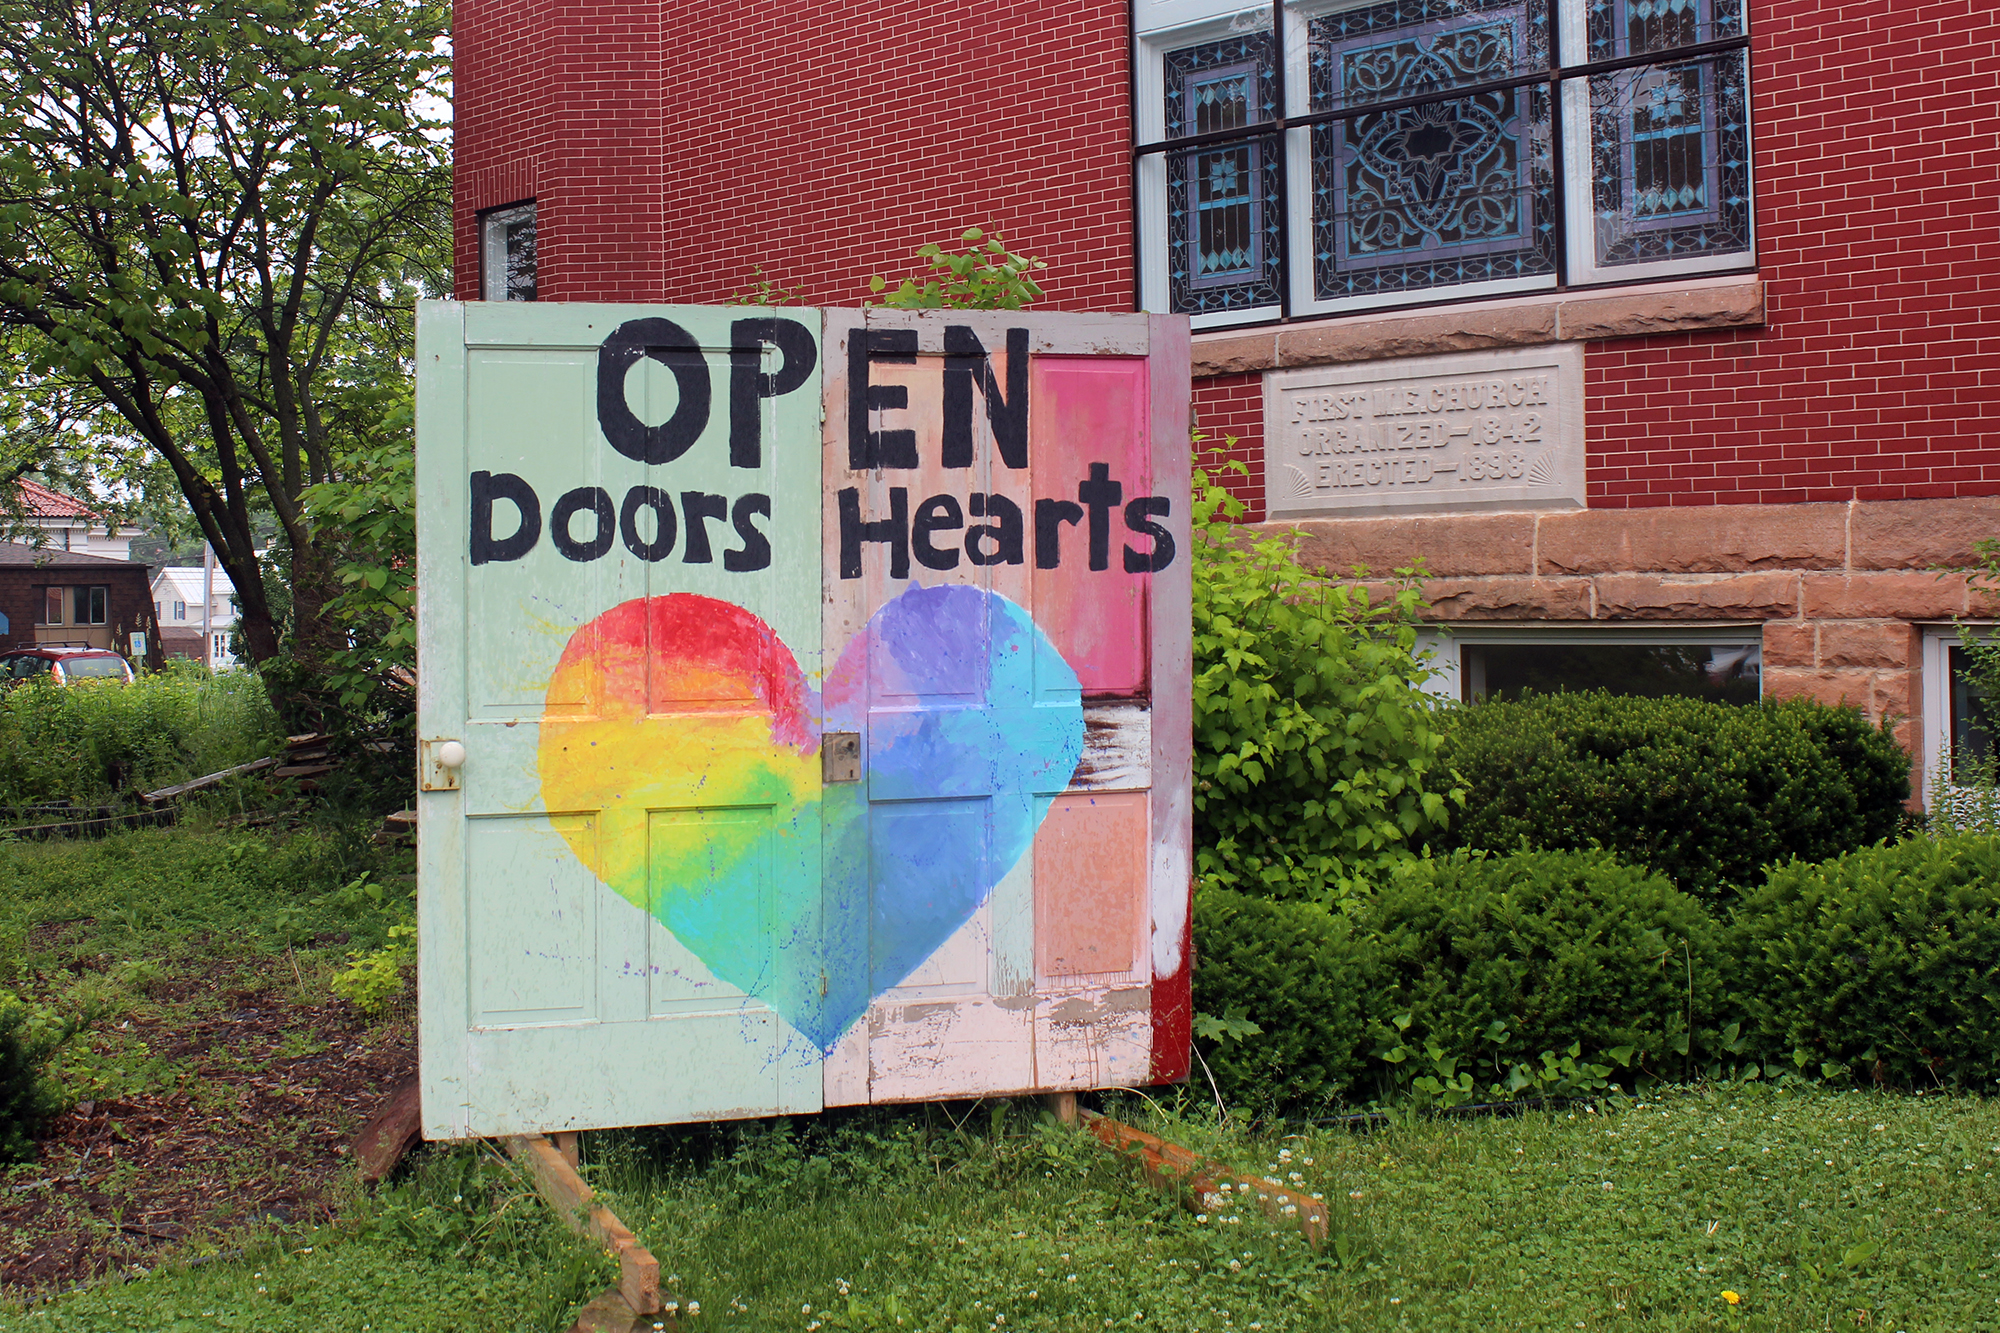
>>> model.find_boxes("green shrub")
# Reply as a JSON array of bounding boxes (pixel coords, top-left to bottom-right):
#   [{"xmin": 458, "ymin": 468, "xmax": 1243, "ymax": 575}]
[
  {"xmin": 1733, "ymin": 833, "xmax": 2000, "ymax": 1090},
  {"xmin": 0, "ymin": 993, "xmax": 75, "ymax": 1163},
  {"xmin": 1191, "ymin": 460, "xmax": 1459, "ymax": 904},
  {"xmin": 1432, "ymin": 691, "xmax": 1909, "ymax": 899},
  {"xmin": 0, "ymin": 669, "xmax": 282, "ymax": 807},
  {"xmin": 1191, "ymin": 887, "xmax": 1370, "ymax": 1112},
  {"xmin": 1358, "ymin": 848, "xmax": 1730, "ymax": 1090}
]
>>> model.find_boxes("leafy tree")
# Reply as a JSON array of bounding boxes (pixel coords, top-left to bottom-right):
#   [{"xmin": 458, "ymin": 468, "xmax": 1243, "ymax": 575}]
[{"xmin": 0, "ymin": 0, "xmax": 446, "ymax": 725}]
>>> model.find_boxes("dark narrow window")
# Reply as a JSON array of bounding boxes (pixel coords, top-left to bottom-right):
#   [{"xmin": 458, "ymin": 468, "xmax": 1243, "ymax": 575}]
[{"xmin": 481, "ymin": 201, "xmax": 538, "ymax": 301}]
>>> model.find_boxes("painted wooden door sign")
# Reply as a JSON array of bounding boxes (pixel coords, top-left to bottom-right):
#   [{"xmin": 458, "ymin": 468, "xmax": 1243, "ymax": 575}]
[{"xmin": 416, "ymin": 304, "xmax": 1191, "ymax": 1138}]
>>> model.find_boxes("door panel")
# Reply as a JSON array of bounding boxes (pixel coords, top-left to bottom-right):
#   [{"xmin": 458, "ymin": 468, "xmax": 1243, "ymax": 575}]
[
  {"xmin": 419, "ymin": 302, "xmax": 824, "ymax": 1137},
  {"xmin": 819, "ymin": 313, "xmax": 1166, "ymax": 1105},
  {"xmin": 467, "ymin": 813, "xmax": 599, "ymax": 1026}
]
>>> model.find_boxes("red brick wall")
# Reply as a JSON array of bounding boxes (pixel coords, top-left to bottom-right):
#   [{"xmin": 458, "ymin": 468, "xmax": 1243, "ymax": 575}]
[
  {"xmin": 453, "ymin": 0, "xmax": 2000, "ymax": 507},
  {"xmin": 453, "ymin": 0, "xmax": 1135, "ymax": 311},
  {"xmin": 1191, "ymin": 373, "xmax": 1265, "ymax": 521},
  {"xmin": 1563, "ymin": 0, "xmax": 2000, "ymax": 507}
]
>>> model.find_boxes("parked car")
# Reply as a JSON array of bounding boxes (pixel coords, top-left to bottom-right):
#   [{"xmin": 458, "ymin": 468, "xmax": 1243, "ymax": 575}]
[{"xmin": 0, "ymin": 646, "xmax": 135, "ymax": 685}]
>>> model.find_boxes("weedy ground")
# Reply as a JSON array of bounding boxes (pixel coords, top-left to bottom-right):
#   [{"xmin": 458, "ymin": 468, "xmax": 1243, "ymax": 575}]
[
  {"xmin": 4, "ymin": 826, "xmax": 1998, "ymax": 1332},
  {"xmin": 0, "ymin": 820, "xmax": 420, "ymax": 1293}
]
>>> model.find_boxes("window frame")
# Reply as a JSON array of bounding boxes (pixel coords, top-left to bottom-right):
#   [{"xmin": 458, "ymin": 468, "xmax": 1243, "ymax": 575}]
[
  {"xmin": 1922, "ymin": 626, "xmax": 1995, "ymax": 812},
  {"xmin": 1414, "ymin": 622, "xmax": 1764, "ymax": 704},
  {"xmin": 479, "ymin": 200, "xmax": 539, "ymax": 302},
  {"xmin": 1132, "ymin": 0, "xmax": 1756, "ymax": 328}
]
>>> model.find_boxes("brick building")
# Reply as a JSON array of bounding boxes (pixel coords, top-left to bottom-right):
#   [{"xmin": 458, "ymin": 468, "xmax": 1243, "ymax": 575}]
[
  {"xmin": 0, "ymin": 543, "xmax": 162, "ymax": 666},
  {"xmin": 451, "ymin": 0, "xmax": 1999, "ymax": 804}
]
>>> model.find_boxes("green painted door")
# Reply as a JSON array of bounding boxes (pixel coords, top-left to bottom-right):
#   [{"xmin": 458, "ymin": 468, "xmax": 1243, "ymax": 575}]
[{"xmin": 415, "ymin": 302, "xmax": 825, "ymax": 1137}]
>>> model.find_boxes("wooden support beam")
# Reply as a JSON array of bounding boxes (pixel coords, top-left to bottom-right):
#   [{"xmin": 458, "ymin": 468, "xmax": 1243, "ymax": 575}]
[
  {"xmin": 139, "ymin": 756, "xmax": 278, "ymax": 804},
  {"xmin": 1042, "ymin": 1091, "xmax": 1080, "ymax": 1126},
  {"xmin": 351, "ymin": 1074, "xmax": 423, "ymax": 1184},
  {"xmin": 553, "ymin": 1130, "xmax": 581, "ymax": 1172},
  {"xmin": 567, "ymin": 1288, "xmax": 664, "ymax": 1333},
  {"xmin": 1080, "ymin": 1111, "xmax": 1329, "ymax": 1248},
  {"xmin": 504, "ymin": 1134, "xmax": 661, "ymax": 1314}
]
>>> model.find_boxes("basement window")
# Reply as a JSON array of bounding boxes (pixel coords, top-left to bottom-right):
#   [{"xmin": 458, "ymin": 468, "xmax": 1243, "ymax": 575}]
[
  {"xmin": 1922, "ymin": 629, "xmax": 1997, "ymax": 813},
  {"xmin": 1419, "ymin": 626, "xmax": 1762, "ymax": 706},
  {"xmin": 481, "ymin": 201, "xmax": 538, "ymax": 302}
]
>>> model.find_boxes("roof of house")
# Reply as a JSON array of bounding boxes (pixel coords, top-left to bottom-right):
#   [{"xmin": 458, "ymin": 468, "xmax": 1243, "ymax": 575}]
[
  {"xmin": 152, "ymin": 565, "xmax": 239, "ymax": 598},
  {"xmin": 0, "ymin": 541, "xmax": 148, "ymax": 569},
  {"xmin": 12, "ymin": 479, "xmax": 101, "ymax": 521}
]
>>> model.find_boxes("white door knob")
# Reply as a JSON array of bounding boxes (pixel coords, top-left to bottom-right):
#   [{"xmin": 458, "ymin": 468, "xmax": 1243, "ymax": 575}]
[{"xmin": 438, "ymin": 740, "xmax": 467, "ymax": 770}]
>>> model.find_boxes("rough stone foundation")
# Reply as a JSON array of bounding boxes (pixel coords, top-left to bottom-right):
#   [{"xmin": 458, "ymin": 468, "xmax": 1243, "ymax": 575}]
[{"xmin": 1265, "ymin": 496, "xmax": 2000, "ymax": 761}]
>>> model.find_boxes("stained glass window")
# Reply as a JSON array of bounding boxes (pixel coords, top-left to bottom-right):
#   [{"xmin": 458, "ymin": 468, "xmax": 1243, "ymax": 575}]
[
  {"xmin": 1308, "ymin": 0, "xmax": 1555, "ymax": 302},
  {"xmin": 1136, "ymin": 0, "xmax": 1753, "ymax": 320},
  {"xmin": 1587, "ymin": 0, "xmax": 1751, "ymax": 269},
  {"xmin": 1164, "ymin": 35, "xmax": 1283, "ymax": 315}
]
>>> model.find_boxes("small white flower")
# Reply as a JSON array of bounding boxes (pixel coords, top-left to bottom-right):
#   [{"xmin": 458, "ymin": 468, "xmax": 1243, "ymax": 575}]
[
  {"xmin": 803, "ymin": 1305, "xmax": 812, "ymax": 1314},
  {"xmin": 686, "ymin": 1301, "xmax": 701, "ymax": 1316},
  {"xmin": 1228, "ymin": 1259, "xmax": 1241, "ymax": 1271},
  {"xmin": 1196, "ymin": 1214, "xmax": 1209, "ymax": 1223}
]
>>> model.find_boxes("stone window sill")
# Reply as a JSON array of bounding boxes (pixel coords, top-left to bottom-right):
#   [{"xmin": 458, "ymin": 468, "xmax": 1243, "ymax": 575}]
[{"xmin": 1191, "ymin": 273, "xmax": 1765, "ymax": 378}]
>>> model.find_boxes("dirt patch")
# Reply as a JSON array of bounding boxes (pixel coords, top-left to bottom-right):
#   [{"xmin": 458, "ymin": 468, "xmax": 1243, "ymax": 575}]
[{"xmin": 0, "ymin": 957, "xmax": 413, "ymax": 1295}]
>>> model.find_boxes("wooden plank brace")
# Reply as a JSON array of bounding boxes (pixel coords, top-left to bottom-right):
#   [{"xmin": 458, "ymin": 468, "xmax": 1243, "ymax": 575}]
[
  {"xmin": 503, "ymin": 1134, "xmax": 661, "ymax": 1314},
  {"xmin": 1079, "ymin": 1111, "xmax": 1330, "ymax": 1248}
]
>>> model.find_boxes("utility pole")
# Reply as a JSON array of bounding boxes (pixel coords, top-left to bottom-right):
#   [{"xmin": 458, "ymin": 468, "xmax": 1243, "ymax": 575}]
[{"xmin": 201, "ymin": 541, "xmax": 215, "ymax": 668}]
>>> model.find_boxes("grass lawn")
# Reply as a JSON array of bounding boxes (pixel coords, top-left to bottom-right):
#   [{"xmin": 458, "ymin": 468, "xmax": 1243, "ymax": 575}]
[{"xmin": 4, "ymin": 827, "xmax": 1998, "ymax": 1331}]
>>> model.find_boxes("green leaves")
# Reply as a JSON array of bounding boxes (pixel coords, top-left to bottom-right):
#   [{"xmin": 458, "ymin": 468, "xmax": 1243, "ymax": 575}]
[
  {"xmin": 1435, "ymin": 691, "xmax": 1911, "ymax": 900},
  {"xmin": 0, "ymin": 0, "xmax": 449, "ymax": 698},
  {"xmin": 866, "ymin": 227, "xmax": 1049, "ymax": 310},
  {"xmin": 1733, "ymin": 833, "xmax": 2000, "ymax": 1091},
  {"xmin": 1189, "ymin": 450, "xmax": 1460, "ymax": 905}
]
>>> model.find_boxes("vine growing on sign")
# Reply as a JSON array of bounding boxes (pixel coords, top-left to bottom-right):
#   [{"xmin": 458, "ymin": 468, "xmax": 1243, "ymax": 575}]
[{"xmin": 1189, "ymin": 448, "xmax": 1461, "ymax": 906}]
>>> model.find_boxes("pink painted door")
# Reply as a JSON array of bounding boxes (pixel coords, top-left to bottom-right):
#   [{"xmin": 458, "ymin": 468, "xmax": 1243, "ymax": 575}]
[{"xmin": 818, "ymin": 310, "xmax": 1193, "ymax": 1103}]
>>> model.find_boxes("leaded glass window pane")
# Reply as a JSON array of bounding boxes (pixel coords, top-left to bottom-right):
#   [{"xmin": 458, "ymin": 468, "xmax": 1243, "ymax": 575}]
[
  {"xmin": 1587, "ymin": 0, "xmax": 1750, "ymax": 267},
  {"xmin": 1164, "ymin": 35, "xmax": 1282, "ymax": 314},
  {"xmin": 1308, "ymin": 0, "xmax": 1555, "ymax": 302}
]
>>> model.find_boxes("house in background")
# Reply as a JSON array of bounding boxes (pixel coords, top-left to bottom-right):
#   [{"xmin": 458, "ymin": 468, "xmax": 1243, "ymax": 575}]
[
  {"xmin": 449, "ymin": 0, "xmax": 1999, "ymax": 806},
  {"xmin": 151, "ymin": 563, "xmax": 240, "ymax": 669},
  {"xmin": 7, "ymin": 479, "xmax": 139, "ymax": 560},
  {"xmin": 0, "ymin": 542, "xmax": 161, "ymax": 666}
]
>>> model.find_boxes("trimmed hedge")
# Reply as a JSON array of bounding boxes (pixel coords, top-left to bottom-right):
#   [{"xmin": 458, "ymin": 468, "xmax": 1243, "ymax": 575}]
[
  {"xmin": 1192, "ymin": 847, "xmax": 1732, "ymax": 1111},
  {"xmin": 1365, "ymin": 848, "xmax": 1730, "ymax": 1086},
  {"xmin": 1734, "ymin": 834, "xmax": 2000, "ymax": 1090},
  {"xmin": 1432, "ymin": 692, "xmax": 1909, "ymax": 899},
  {"xmin": 1191, "ymin": 888, "xmax": 1370, "ymax": 1112}
]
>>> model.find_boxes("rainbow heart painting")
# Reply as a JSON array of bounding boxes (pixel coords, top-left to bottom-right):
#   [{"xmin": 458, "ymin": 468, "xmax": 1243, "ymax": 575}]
[{"xmin": 534, "ymin": 586, "xmax": 1084, "ymax": 1049}]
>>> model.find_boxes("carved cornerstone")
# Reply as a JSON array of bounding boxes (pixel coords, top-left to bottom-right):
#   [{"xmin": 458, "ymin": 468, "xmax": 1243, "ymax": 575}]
[{"xmin": 1263, "ymin": 345, "xmax": 1585, "ymax": 519}]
